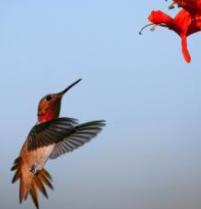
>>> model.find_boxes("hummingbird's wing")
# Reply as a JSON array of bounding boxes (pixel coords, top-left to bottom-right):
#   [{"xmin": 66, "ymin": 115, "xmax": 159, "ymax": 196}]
[
  {"xmin": 27, "ymin": 117, "xmax": 78, "ymax": 151},
  {"xmin": 49, "ymin": 120, "xmax": 106, "ymax": 159}
]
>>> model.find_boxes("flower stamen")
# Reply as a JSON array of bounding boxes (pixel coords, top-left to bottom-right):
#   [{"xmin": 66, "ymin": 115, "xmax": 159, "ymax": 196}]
[{"xmin": 139, "ymin": 23, "xmax": 155, "ymax": 35}]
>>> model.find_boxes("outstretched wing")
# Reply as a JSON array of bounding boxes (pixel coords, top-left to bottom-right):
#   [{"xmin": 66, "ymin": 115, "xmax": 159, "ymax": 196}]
[
  {"xmin": 49, "ymin": 120, "xmax": 106, "ymax": 159},
  {"xmin": 27, "ymin": 117, "xmax": 78, "ymax": 151}
]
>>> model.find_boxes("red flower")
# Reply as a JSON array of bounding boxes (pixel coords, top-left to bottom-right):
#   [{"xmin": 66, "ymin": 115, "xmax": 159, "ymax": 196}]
[{"xmin": 140, "ymin": 9, "xmax": 201, "ymax": 63}]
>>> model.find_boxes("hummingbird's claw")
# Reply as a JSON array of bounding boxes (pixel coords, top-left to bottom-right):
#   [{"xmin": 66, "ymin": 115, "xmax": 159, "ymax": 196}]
[{"xmin": 30, "ymin": 164, "xmax": 38, "ymax": 175}]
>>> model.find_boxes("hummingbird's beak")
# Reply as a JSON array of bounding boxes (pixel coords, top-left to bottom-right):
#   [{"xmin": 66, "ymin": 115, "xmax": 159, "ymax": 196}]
[{"xmin": 58, "ymin": 78, "xmax": 82, "ymax": 96}]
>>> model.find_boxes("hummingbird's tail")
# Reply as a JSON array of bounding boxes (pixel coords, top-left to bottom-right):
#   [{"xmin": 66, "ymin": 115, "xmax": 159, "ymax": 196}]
[{"xmin": 11, "ymin": 157, "xmax": 53, "ymax": 209}]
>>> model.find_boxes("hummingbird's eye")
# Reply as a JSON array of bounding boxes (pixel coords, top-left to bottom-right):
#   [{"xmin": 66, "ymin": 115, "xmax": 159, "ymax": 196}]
[{"xmin": 46, "ymin": 95, "xmax": 52, "ymax": 101}]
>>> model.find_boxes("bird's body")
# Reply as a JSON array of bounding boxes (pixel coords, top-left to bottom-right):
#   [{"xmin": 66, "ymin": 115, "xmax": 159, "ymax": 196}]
[
  {"xmin": 20, "ymin": 142, "xmax": 55, "ymax": 174},
  {"xmin": 11, "ymin": 79, "xmax": 105, "ymax": 209}
]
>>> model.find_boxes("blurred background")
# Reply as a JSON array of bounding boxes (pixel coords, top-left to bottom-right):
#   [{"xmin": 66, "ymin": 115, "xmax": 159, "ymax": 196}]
[{"xmin": 1, "ymin": 1, "xmax": 201, "ymax": 209}]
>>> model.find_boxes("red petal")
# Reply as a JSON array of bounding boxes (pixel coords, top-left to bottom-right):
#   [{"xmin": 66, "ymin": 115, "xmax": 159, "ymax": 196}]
[
  {"xmin": 148, "ymin": 10, "xmax": 173, "ymax": 25},
  {"xmin": 181, "ymin": 35, "xmax": 191, "ymax": 63},
  {"xmin": 174, "ymin": 9, "xmax": 192, "ymax": 34}
]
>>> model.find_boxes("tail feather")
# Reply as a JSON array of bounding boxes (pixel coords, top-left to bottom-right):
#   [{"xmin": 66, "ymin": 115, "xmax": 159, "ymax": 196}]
[
  {"xmin": 11, "ymin": 163, "xmax": 18, "ymax": 171},
  {"xmin": 11, "ymin": 157, "xmax": 53, "ymax": 209},
  {"xmin": 39, "ymin": 170, "xmax": 54, "ymax": 190},
  {"xmin": 30, "ymin": 180, "xmax": 39, "ymax": 209},
  {"xmin": 42, "ymin": 169, "xmax": 52, "ymax": 180},
  {"xmin": 34, "ymin": 176, "xmax": 48, "ymax": 198},
  {"xmin": 11, "ymin": 157, "xmax": 21, "ymax": 183},
  {"xmin": 12, "ymin": 169, "xmax": 20, "ymax": 183}
]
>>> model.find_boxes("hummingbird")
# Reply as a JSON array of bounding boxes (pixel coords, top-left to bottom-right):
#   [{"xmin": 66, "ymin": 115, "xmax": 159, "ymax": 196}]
[{"xmin": 11, "ymin": 78, "xmax": 105, "ymax": 209}]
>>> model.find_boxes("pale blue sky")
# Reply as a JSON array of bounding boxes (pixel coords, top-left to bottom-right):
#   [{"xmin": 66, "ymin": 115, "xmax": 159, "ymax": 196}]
[{"xmin": 1, "ymin": 1, "xmax": 201, "ymax": 209}]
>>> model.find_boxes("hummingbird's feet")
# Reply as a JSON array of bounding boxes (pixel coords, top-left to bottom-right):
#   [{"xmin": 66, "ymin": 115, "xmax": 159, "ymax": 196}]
[{"xmin": 29, "ymin": 164, "xmax": 38, "ymax": 175}]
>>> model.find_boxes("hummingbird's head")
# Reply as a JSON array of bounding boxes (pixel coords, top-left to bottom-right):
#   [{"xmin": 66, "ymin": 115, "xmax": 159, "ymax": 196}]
[{"xmin": 37, "ymin": 78, "xmax": 82, "ymax": 123}]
